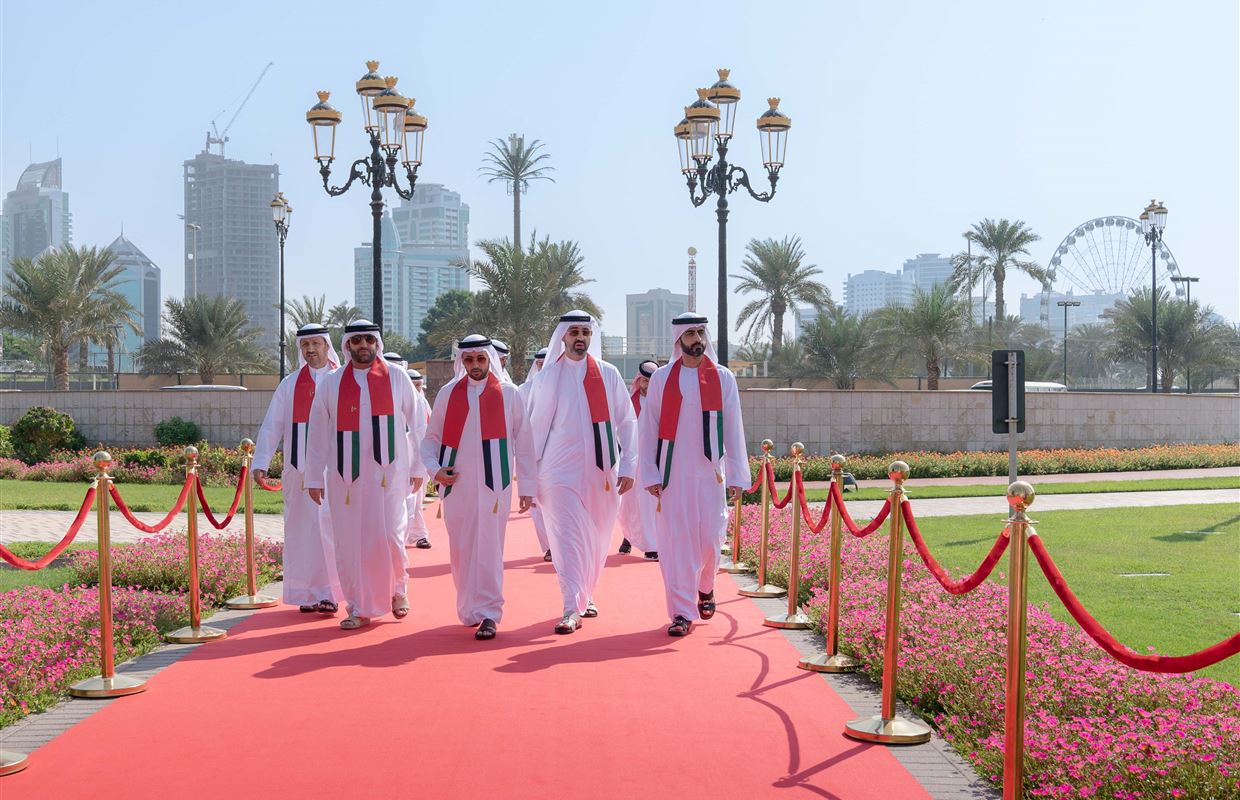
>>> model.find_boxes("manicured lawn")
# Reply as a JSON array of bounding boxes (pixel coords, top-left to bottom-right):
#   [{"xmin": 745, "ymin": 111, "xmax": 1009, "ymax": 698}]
[
  {"xmin": 0, "ymin": 542, "xmax": 98, "ymax": 592},
  {"xmin": 909, "ymin": 503, "xmax": 1240, "ymax": 686},
  {"xmin": 802, "ymin": 475, "xmax": 1239, "ymax": 502},
  {"xmin": 0, "ymin": 480, "xmax": 285, "ymax": 514}
]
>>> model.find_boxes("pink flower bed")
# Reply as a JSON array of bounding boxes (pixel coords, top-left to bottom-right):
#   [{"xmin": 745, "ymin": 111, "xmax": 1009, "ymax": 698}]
[
  {"xmin": 735, "ymin": 506, "xmax": 1240, "ymax": 799},
  {"xmin": 0, "ymin": 586, "xmax": 187, "ymax": 726},
  {"xmin": 70, "ymin": 531, "xmax": 283, "ymax": 608}
]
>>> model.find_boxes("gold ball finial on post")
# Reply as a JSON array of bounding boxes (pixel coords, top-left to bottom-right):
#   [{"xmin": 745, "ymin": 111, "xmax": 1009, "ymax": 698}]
[
  {"xmin": 888, "ymin": 460, "xmax": 910, "ymax": 486},
  {"xmin": 761, "ymin": 439, "xmax": 774, "ymax": 455},
  {"xmin": 240, "ymin": 438, "xmax": 256, "ymax": 455},
  {"xmin": 93, "ymin": 451, "xmax": 113, "ymax": 475},
  {"xmin": 830, "ymin": 454, "xmax": 846, "ymax": 475},
  {"xmin": 1007, "ymin": 481, "xmax": 1035, "ymax": 512},
  {"xmin": 790, "ymin": 442, "xmax": 805, "ymax": 459},
  {"xmin": 184, "ymin": 445, "xmax": 199, "ymax": 462}
]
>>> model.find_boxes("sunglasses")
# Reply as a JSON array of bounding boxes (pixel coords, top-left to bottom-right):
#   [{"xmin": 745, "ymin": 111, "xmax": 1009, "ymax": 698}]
[{"xmin": 353, "ymin": 335, "xmax": 377, "ymax": 344}]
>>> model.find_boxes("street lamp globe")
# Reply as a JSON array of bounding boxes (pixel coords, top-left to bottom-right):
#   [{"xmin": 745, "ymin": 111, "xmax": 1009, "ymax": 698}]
[
  {"xmin": 373, "ymin": 76, "xmax": 408, "ymax": 153},
  {"xmin": 1152, "ymin": 201, "xmax": 1168, "ymax": 231},
  {"xmin": 673, "ymin": 117, "xmax": 695, "ymax": 175},
  {"xmin": 355, "ymin": 60, "xmax": 386, "ymax": 132},
  {"xmin": 1138, "ymin": 209, "xmax": 1151, "ymax": 235},
  {"xmin": 705, "ymin": 68, "xmax": 741, "ymax": 140},
  {"xmin": 401, "ymin": 98, "xmax": 428, "ymax": 168},
  {"xmin": 270, "ymin": 193, "xmax": 287, "ymax": 224},
  {"xmin": 756, "ymin": 98, "xmax": 792, "ymax": 171},
  {"xmin": 305, "ymin": 91, "xmax": 342, "ymax": 165},
  {"xmin": 684, "ymin": 89, "xmax": 720, "ymax": 164}
]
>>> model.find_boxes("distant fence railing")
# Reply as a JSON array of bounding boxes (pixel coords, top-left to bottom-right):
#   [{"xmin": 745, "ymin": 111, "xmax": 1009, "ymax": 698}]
[{"xmin": 0, "ymin": 372, "xmax": 119, "ymax": 391}]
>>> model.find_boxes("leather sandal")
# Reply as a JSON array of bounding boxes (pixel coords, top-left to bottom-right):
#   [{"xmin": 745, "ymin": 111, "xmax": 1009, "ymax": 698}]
[
  {"xmin": 415, "ymin": 538, "xmax": 431, "ymax": 549},
  {"xmin": 392, "ymin": 595, "xmax": 410, "ymax": 619},
  {"xmin": 340, "ymin": 615, "xmax": 371, "ymax": 630},
  {"xmin": 316, "ymin": 600, "xmax": 338, "ymax": 614},
  {"xmin": 582, "ymin": 601, "xmax": 599, "ymax": 618},
  {"xmin": 298, "ymin": 604, "xmax": 317, "ymax": 613},
  {"xmin": 667, "ymin": 615, "xmax": 693, "ymax": 637},
  {"xmin": 697, "ymin": 591, "xmax": 716, "ymax": 620},
  {"xmin": 543, "ymin": 549, "xmax": 553, "ymax": 562},
  {"xmin": 554, "ymin": 613, "xmax": 582, "ymax": 635},
  {"xmin": 618, "ymin": 538, "xmax": 632, "ymax": 554},
  {"xmin": 475, "ymin": 618, "xmax": 497, "ymax": 640}
]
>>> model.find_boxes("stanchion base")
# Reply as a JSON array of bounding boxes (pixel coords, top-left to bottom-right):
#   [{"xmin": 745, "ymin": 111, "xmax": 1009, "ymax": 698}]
[
  {"xmin": 843, "ymin": 714, "xmax": 932, "ymax": 745},
  {"xmin": 764, "ymin": 612, "xmax": 813, "ymax": 629},
  {"xmin": 225, "ymin": 593, "xmax": 279, "ymax": 610},
  {"xmin": 68, "ymin": 673, "xmax": 147, "ymax": 698},
  {"xmin": 799, "ymin": 652, "xmax": 860, "ymax": 673},
  {"xmin": 723, "ymin": 561, "xmax": 752, "ymax": 574},
  {"xmin": 0, "ymin": 750, "xmax": 29, "ymax": 776},
  {"xmin": 738, "ymin": 584, "xmax": 788, "ymax": 599},
  {"xmin": 165, "ymin": 625, "xmax": 228, "ymax": 644}
]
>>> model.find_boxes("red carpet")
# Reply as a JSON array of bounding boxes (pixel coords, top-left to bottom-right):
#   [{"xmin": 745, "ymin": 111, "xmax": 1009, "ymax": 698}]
[{"xmin": 8, "ymin": 504, "xmax": 931, "ymax": 799}]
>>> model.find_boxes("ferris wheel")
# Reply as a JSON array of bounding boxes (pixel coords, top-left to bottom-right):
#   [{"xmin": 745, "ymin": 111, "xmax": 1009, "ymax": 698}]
[{"xmin": 1047, "ymin": 216, "xmax": 1183, "ymax": 299}]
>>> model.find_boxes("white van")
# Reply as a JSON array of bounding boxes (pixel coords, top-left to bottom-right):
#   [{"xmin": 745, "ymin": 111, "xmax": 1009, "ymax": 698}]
[{"xmin": 968, "ymin": 380, "xmax": 1067, "ymax": 393}]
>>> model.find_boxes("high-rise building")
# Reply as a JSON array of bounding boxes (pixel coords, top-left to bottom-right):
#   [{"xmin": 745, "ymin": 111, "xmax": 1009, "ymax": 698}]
[
  {"xmin": 843, "ymin": 269, "xmax": 914, "ymax": 316},
  {"xmin": 794, "ymin": 305, "xmax": 822, "ymax": 339},
  {"xmin": 182, "ymin": 151, "xmax": 280, "ymax": 341},
  {"xmin": 1020, "ymin": 289, "xmax": 1124, "ymax": 333},
  {"xmin": 1, "ymin": 159, "xmax": 73, "ymax": 292},
  {"xmin": 390, "ymin": 183, "xmax": 470, "ymax": 338},
  {"xmin": 626, "ymin": 288, "xmax": 689, "ymax": 356},
  {"xmin": 902, "ymin": 253, "xmax": 954, "ymax": 292},
  {"xmin": 89, "ymin": 233, "xmax": 161, "ymax": 371}
]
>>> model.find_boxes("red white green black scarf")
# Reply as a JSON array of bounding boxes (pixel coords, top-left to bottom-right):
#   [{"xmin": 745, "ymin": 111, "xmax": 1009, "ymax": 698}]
[
  {"xmin": 439, "ymin": 372, "xmax": 508, "ymax": 500},
  {"xmin": 584, "ymin": 355, "xmax": 618, "ymax": 489},
  {"xmin": 289, "ymin": 365, "xmax": 317, "ymax": 470},
  {"xmin": 655, "ymin": 357, "xmax": 723, "ymax": 489},
  {"xmin": 336, "ymin": 359, "xmax": 396, "ymax": 484}
]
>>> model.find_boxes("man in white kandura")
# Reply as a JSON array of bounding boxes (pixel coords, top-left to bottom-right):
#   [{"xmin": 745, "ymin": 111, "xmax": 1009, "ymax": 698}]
[
  {"xmin": 421, "ymin": 336, "xmax": 537, "ymax": 640},
  {"xmin": 529, "ymin": 311, "xmax": 637, "ymax": 635},
  {"xmin": 618, "ymin": 360, "xmax": 660, "ymax": 561},
  {"xmin": 492, "ymin": 339, "xmax": 514, "ymax": 383},
  {"xmin": 252, "ymin": 323, "xmax": 342, "ymax": 614},
  {"xmin": 518, "ymin": 347, "xmax": 551, "ymax": 561},
  {"xmin": 405, "ymin": 368, "xmax": 433, "ymax": 550},
  {"xmin": 305, "ymin": 321, "xmax": 427, "ymax": 630},
  {"xmin": 640, "ymin": 313, "xmax": 747, "ymax": 637}
]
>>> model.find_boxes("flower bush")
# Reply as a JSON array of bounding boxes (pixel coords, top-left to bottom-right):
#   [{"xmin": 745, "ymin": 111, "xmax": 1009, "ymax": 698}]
[
  {"xmin": 735, "ymin": 505, "xmax": 1240, "ymax": 798},
  {"xmin": 0, "ymin": 445, "xmax": 282, "ymax": 487},
  {"xmin": 0, "ymin": 586, "xmax": 187, "ymax": 726},
  {"xmin": 70, "ymin": 531, "xmax": 283, "ymax": 607}
]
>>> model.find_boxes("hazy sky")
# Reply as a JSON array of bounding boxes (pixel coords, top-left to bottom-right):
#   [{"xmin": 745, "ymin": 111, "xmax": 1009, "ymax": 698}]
[{"xmin": 2, "ymin": 1, "xmax": 1237, "ymax": 343}]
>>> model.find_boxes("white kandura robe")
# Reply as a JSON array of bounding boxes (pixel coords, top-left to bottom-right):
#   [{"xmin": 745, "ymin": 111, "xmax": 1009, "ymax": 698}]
[
  {"xmin": 253, "ymin": 364, "xmax": 341, "ymax": 607},
  {"xmin": 617, "ymin": 392, "xmax": 659, "ymax": 554},
  {"xmin": 535, "ymin": 357, "xmax": 637, "ymax": 615},
  {"xmin": 305, "ymin": 365, "xmax": 425, "ymax": 619},
  {"xmin": 639, "ymin": 362, "xmax": 748, "ymax": 622},
  {"xmin": 517, "ymin": 378, "xmax": 550, "ymax": 555},
  {"xmin": 405, "ymin": 389, "xmax": 432, "ymax": 547},
  {"xmin": 421, "ymin": 376, "xmax": 537, "ymax": 625}
]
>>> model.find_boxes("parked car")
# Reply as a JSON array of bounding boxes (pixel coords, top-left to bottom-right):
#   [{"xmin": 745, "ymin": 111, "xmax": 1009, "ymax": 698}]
[
  {"xmin": 160, "ymin": 384, "xmax": 247, "ymax": 391},
  {"xmin": 968, "ymin": 380, "xmax": 1067, "ymax": 393}
]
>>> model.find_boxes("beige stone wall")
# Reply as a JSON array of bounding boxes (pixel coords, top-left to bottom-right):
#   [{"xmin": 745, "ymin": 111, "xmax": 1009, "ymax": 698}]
[{"xmin": 2, "ymin": 388, "xmax": 1236, "ymax": 454}]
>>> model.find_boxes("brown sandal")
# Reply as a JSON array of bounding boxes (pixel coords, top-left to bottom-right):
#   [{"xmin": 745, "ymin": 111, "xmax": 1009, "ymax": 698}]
[
  {"xmin": 667, "ymin": 615, "xmax": 693, "ymax": 637},
  {"xmin": 392, "ymin": 595, "xmax": 410, "ymax": 619}
]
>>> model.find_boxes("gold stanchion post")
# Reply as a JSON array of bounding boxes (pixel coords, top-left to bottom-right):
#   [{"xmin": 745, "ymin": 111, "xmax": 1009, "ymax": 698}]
[
  {"xmin": 226, "ymin": 439, "xmax": 278, "ymax": 609},
  {"xmin": 70, "ymin": 452, "xmax": 147, "ymax": 698},
  {"xmin": 800, "ymin": 454, "xmax": 861, "ymax": 673},
  {"xmin": 723, "ymin": 483, "xmax": 750, "ymax": 574},
  {"xmin": 765, "ymin": 443, "xmax": 812, "ymax": 629},
  {"xmin": 166, "ymin": 446, "xmax": 228, "ymax": 644},
  {"xmin": 739, "ymin": 439, "xmax": 786, "ymax": 598},
  {"xmin": 844, "ymin": 460, "xmax": 931, "ymax": 744},
  {"xmin": 1003, "ymin": 481, "xmax": 1035, "ymax": 800}
]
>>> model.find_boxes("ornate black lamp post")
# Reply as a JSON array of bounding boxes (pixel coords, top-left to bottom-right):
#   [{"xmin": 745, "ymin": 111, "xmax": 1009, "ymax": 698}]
[
  {"xmin": 1139, "ymin": 199, "xmax": 1168, "ymax": 392},
  {"xmin": 1170, "ymin": 274, "xmax": 1199, "ymax": 392},
  {"xmin": 306, "ymin": 60, "xmax": 429, "ymax": 331},
  {"xmin": 1056, "ymin": 299, "xmax": 1080, "ymax": 387},
  {"xmin": 271, "ymin": 192, "xmax": 292, "ymax": 379},
  {"xmin": 675, "ymin": 69, "xmax": 791, "ymax": 366}
]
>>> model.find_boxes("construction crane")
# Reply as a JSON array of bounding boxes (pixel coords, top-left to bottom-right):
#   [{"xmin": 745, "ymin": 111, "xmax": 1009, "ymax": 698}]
[{"xmin": 205, "ymin": 61, "xmax": 275, "ymax": 156}]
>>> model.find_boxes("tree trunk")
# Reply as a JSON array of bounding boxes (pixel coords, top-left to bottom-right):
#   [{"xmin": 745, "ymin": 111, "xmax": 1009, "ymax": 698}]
[
  {"xmin": 771, "ymin": 303, "xmax": 785, "ymax": 356},
  {"xmin": 200, "ymin": 362, "xmax": 215, "ymax": 384},
  {"xmin": 993, "ymin": 266, "xmax": 1006, "ymax": 320},
  {"xmin": 926, "ymin": 357, "xmax": 941, "ymax": 390},
  {"xmin": 512, "ymin": 184, "xmax": 521, "ymax": 246},
  {"xmin": 77, "ymin": 341, "xmax": 88, "ymax": 372},
  {"xmin": 107, "ymin": 342, "xmax": 116, "ymax": 374},
  {"xmin": 52, "ymin": 346, "xmax": 70, "ymax": 391}
]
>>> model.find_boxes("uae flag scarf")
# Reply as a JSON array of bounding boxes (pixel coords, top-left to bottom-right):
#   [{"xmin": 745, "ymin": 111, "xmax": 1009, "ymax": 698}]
[
  {"xmin": 584, "ymin": 355, "xmax": 618, "ymax": 490},
  {"xmin": 336, "ymin": 358, "xmax": 396, "ymax": 494},
  {"xmin": 288, "ymin": 365, "xmax": 317, "ymax": 471},
  {"xmin": 655, "ymin": 357, "xmax": 724, "ymax": 489},
  {"xmin": 439, "ymin": 372, "xmax": 508, "ymax": 511}
]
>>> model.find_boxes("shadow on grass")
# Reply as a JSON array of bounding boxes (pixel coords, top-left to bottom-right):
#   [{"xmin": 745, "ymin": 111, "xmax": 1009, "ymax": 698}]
[{"xmin": 1151, "ymin": 511, "xmax": 1240, "ymax": 543}]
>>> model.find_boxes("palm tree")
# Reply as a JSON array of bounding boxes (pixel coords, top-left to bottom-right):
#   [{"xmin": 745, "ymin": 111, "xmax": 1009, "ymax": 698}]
[
  {"xmin": 479, "ymin": 134, "xmax": 555, "ymax": 245},
  {"xmin": 0, "ymin": 245, "xmax": 140, "ymax": 390},
  {"xmin": 801, "ymin": 307, "xmax": 886, "ymax": 389},
  {"xmin": 325, "ymin": 300, "xmax": 362, "ymax": 329},
  {"xmin": 871, "ymin": 284, "xmax": 970, "ymax": 389},
  {"xmin": 531, "ymin": 235, "xmax": 602, "ymax": 319},
  {"xmin": 1105, "ymin": 289, "xmax": 1235, "ymax": 392},
  {"xmin": 280, "ymin": 294, "xmax": 330, "ymax": 371},
  {"xmin": 732, "ymin": 236, "xmax": 831, "ymax": 357},
  {"xmin": 1065, "ymin": 323, "xmax": 1112, "ymax": 385},
  {"xmin": 136, "ymin": 296, "xmax": 270, "ymax": 383},
  {"xmin": 965, "ymin": 219, "xmax": 1047, "ymax": 320}
]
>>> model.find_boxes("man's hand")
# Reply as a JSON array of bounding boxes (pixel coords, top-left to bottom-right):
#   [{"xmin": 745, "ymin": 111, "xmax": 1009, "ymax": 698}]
[
  {"xmin": 252, "ymin": 468, "xmax": 267, "ymax": 485},
  {"xmin": 645, "ymin": 484, "xmax": 661, "ymax": 498},
  {"xmin": 411, "ymin": 477, "xmax": 423, "ymax": 492},
  {"xmin": 434, "ymin": 468, "xmax": 458, "ymax": 486},
  {"xmin": 518, "ymin": 496, "xmax": 533, "ymax": 513},
  {"xmin": 728, "ymin": 486, "xmax": 742, "ymax": 503},
  {"xmin": 307, "ymin": 488, "xmax": 324, "ymax": 505},
  {"xmin": 616, "ymin": 476, "xmax": 634, "ymax": 496}
]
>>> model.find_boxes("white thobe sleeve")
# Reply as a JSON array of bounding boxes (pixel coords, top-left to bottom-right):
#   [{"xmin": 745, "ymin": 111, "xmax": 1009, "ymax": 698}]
[
  {"xmin": 721, "ymin": 369, "xmax": 749, "ymax": 490},
  {"xmin": 409, "ymin": 394, "xmax": 429, "ymax": 479},
  {"xmin": 508, "ymin": 387, "xmax": 539, "ymax": 497},
  {"xmin": 304, "ymin": 375, "xmax": 333, "ymax": 491},
  {"xmin": 394, "ymin": 374, "xmax": 426, "ymax": 479},
  {"xmin": 420, "ymin": 387, "xmax": 448, "ymax": 477},
  {"xmin": 638, "ymin": 370, "xmax": 665, "ymax": 490},
  {"xmin": 252, "ymin": 376, "xmax": 292, "ymax": 472},
  {"xmin": 608, "ymin": 369, "xmax": 638, "ymax": 481}
]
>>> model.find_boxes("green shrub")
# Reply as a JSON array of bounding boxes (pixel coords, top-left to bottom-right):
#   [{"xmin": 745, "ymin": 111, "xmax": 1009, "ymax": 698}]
[
  {"xmin": 154, "ymin": 416, "xmax": 202, "ymax": 447},
  {"xmin": 12, "ymin": 406, "xmax": 85, "ymax": 464},
  {"xmin": 115, "ymin": 448, "xmax": 172, "ymax": 470},
  {"xmin": 0, "ymin": 425, "xmax": 13, "ymax": 459}
]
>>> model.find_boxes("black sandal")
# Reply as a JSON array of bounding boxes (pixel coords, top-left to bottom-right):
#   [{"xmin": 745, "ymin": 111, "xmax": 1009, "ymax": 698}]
[
  {"xmin": 697, "ymin": 591, "xmax": 716, "ymax": 620},
  {"xmin": 618, "ymin": 538, "xmax": 632, "ymax": 554},
  {"xmin": 644, "ymin": 551, "xmax": 659, "ymax": 561},
  {"xmin": 316, "ymin": 600, "xmax": 338, "ymax": 614},
  {"xmin": 543, "ymin": 549, "xmax": 553, "ymax": 562},
  {"xmin": 298, "ymin": 604, "xmax": 317, "ymax": 613},
  {"xmin": 667, "ymin": 615, "xmax": 693, "ymax": 637},
  {"xmin": 475, "ymin": 618, "xmax": 497, "ymax": 640}
]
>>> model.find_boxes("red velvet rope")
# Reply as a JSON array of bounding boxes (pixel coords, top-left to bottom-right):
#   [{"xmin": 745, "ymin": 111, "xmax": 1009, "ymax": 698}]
[
  {"xmin": 765, "ymin": 461, "xmax": 796, "ymax": 509},
  {"xmin": 902, "ymin": 503, "xmax": 1009, "ymax": 595},
  {"xmin": 256, "ymin": 477, "xmax": 283, "ymax": 492},
  {"xmin": 797, "ymin": 472, "xmax": 835, "ymax": 533},
  {"xmin": 830, "ymin": 481, "xmax": 891, "ymax": 537},
  {"xmin": 1029, "ymin": 535, "xmax": 1240, "ymax": 673},
  {"xmin": 196, "ymin": 467, "xmax": 248, "ymax": 530},
  {"xmin": 110, "ymin": 474, "xmax": 194, "ymax": 533},
  {"xmin": 746, "ymin": 465, "xmax": 764, "ymax": 494},
  {"xmin": 0, "ymin": 486, "xmax": 96, "ymax": 570}
]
